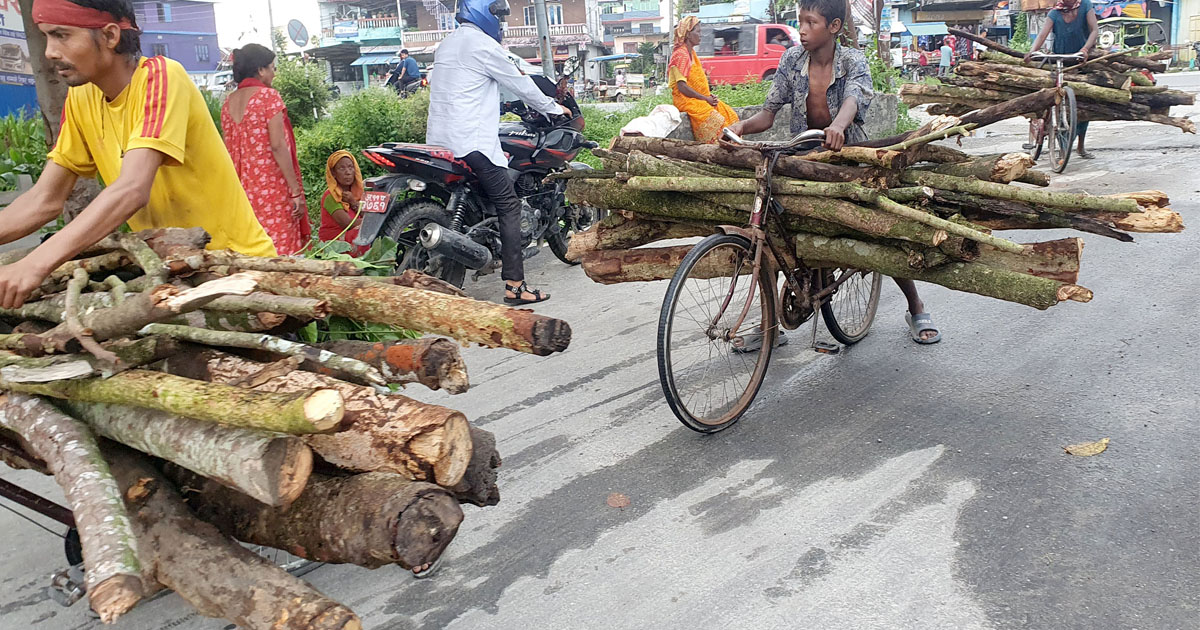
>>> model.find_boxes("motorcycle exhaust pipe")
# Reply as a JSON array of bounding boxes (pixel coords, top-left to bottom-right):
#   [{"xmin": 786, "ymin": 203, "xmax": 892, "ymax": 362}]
[{"xmin": 419, "ymin": 224, "xmax": 493, "ymax": 270}]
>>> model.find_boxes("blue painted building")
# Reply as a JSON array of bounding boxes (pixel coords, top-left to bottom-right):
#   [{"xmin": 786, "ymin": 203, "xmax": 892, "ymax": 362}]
[{"xmin": 134, "ymin": 1, "xmax": 222, "ymax": 87}]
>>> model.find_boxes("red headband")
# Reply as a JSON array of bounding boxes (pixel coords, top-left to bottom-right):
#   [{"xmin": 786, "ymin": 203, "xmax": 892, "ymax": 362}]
[{"xmin": 32, "ymin": 0, "xmax": 137, "ymax": 30}]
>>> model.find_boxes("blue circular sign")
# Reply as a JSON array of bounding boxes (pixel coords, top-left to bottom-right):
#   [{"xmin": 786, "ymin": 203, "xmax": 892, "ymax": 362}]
[{"xmin": 287, "ymin": 19, "xmax": 309, "ymax": 48}]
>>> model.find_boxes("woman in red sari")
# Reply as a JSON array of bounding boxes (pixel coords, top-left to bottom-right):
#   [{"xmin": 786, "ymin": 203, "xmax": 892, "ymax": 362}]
[{"xmin": 222, "ymin": 44, "xmax": 310, "ymax": 255}]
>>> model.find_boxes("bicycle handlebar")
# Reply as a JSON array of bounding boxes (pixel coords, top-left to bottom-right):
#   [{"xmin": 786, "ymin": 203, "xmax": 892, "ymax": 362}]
[
  {"xmin": 1029, "ymin": 52, "xmax": 1085, "ymax": 62},
  {"xmin": 721, "ymin": 128, "xmax": 826, "ymax": 151}
]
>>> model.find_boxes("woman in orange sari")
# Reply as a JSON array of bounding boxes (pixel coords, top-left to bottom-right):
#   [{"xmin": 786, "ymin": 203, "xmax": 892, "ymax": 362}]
[{"xmin": 669, "ymin": 16, "xmax": 738, "ymax": 143}]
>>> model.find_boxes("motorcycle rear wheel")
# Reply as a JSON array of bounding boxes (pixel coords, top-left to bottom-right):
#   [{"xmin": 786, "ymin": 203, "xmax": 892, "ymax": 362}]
[{"xmin": 381, "ymin": 199, "xmax": 468, "ymax": 288}]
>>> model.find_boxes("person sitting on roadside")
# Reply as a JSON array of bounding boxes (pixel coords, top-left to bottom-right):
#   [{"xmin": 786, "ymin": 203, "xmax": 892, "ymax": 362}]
[
  {"xmin": 0, "ymin": 0, "xmax": 275, "ymax": 309},
  {"xmin": 670, "ymin": 16, "xmax": 739, "ymax": 143},
  {"xmin": 1024, "ymin": 0, "xmax": 1099, "ymax": 158},
  {"xmin": 725, "ymin": 0, "xmax": 941, "ymax": 344},
  {"xmin": 318, "ymin": 150, "xmax": 368, "ymax": 257}
]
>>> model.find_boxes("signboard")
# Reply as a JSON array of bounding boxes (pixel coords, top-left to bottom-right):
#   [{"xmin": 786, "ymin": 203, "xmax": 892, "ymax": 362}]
[
  {"xmin": 915, "ymin": 10, "xmax": 989, "ymax": 22},
  {"xmin": 0, "ymin": 1, "xmax": 33, "ymax": 86},
  {"xmin": 333, "ymin": 20, "xmax": 359, "ymax": 39},
  {"xmin": 287, "ymin": 19, "xmax": 309, "ymax": 48},
  {"xmin": 880, "ymin": 6, "xmax": 893, "ymax": 32}
]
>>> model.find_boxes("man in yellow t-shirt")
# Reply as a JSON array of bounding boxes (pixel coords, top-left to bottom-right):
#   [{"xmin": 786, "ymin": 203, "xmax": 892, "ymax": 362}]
[{"xmin": 0, "ymin": 0, "xmax": 276, "ymax": 309}]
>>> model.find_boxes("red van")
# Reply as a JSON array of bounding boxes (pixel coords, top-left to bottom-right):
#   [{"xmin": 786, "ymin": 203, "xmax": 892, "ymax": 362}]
[{"xmin": 697, "ymin": 23, "xmax": 801, "ymax": 84}]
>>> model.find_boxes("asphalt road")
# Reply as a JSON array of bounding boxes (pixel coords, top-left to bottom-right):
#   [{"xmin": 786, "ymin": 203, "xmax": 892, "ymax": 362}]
[{"xmin": 2, "ymin": 76, "xmax": 1198, "ymax": 630}]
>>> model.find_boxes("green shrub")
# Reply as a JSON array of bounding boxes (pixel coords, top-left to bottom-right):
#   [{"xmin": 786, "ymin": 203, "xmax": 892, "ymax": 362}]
[
  {"xmin": 295, "ymin": 88, "xmax": 429, "ymax": 216},
  {"xmin": 0, "ymin": 111, "xmax": 48, "ymax": 191},
  {"xmin": 200, "ymin": 89, "xmax": 223, "ymax": 134},
  {"xmin": 1011, "ymin": 13, "xmax": 1031, "ymax": 53},
  {"xmin": 712, "ymin": 79, "xmax": 771, "ymax": 107},
  {"xmin": 274, "ymin": 55, "xmax": 331, "ymax": 130}
]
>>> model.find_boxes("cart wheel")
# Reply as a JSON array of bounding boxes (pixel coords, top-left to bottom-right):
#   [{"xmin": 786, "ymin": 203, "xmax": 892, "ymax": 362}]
[{"xmin": 65, "ymin": 527, "xmax": 83, "ymax": 566}]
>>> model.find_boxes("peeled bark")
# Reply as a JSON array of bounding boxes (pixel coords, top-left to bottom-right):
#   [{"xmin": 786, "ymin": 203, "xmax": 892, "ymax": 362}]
[
  {"xmin": 167, "ymin": 468, "xmax": 463, "ymax": 571},
  {"xmin": 103, "ymin": 443, "xmax": 361, "ymax": 630},
  {"xmin": 2, "ymin": 370, "xmax": 344, "ymax": 434},
  {"xmin": 975, "ymin": 238, "xmax": 1083, "ymax": 284},
  {"xmin": 159, "ymin": 350, "xmax": 474, "ymax": 487},
  {"xmin": 61, "ymin": 400, "xmax": 312, "ymax": 506},
  {"xmin": 246, "ymin": 272, "xmax": 572, "ymax": 356},
  {"xmin": 0, "ymin": 394, "xmax": 143, "ymax": 622},
  {"xmin": 312, "ymin": 338, "xmax": 470, "ymax": 394},
  {"xmin": 793, "ymin": 234, "xmax": 1091, "ymax": 310}
]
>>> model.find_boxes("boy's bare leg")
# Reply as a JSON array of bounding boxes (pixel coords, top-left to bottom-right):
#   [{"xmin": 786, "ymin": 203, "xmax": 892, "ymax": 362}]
[{"xmin": 894, "ymin": 278, "xmax": 938, "ymax": 342}]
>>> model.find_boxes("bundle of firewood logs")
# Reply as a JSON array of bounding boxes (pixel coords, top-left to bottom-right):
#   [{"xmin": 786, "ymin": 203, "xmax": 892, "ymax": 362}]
[
  {"xmin": 562, "ymin": 119, "xmax": 1182, "ymax": 309},
  {"xmin": 0, "ymin": 227, "xmax": 571, "ymax": 628},
  {"xmin": 900, "ymin": 28, "xmax": 1195, "ymax": 133}
]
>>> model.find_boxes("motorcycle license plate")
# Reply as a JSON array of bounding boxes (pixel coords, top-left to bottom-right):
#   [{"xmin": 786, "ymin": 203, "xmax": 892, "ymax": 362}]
[{"xmin": 362, "ymin": 191, "xmax": 390, "ymax": 213}]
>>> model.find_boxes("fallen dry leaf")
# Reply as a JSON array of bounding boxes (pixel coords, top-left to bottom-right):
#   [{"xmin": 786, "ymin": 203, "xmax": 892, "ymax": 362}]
[
  {"xmin": 606, "ymin": 492, "xmax": 631, "ymax": 509},
  {"xmin": 1064, "ymin": 437, "xmax": 1110, "ymax": 457}
]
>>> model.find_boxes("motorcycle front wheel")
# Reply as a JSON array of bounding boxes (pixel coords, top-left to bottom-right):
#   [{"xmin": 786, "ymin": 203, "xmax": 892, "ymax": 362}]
[
  {"xmin": 547, "ymin": 203, "xmax": 606, "ymax": 266},
  {"xmin": 381, "ymin": 199, "xmax": 468, "ymax": 288}
]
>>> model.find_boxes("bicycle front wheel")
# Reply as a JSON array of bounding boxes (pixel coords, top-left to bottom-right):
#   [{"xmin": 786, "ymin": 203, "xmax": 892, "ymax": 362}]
[
  {"xmin": 657, "ymin": 234, "xmax": 777, "ymax": 433},
  {"xmin": 1049, "ymin": 86, "xmax": 1077, "ymax": 173},
  {"xmin": 819, "ymin": 268, "xmax": 882, "ymax": 345}
]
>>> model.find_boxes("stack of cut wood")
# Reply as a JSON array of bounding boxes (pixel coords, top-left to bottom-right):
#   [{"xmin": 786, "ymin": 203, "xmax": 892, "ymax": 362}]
[
  {"xmin": 0, "ymin": 228, "xmax": 571, "ymax": 628},
  {"xmin": 561, "ymin": 132, "xmax": 1182, "ymax": 309},
  {"xmin": 899, "ymin": 28, "xmax": 1195, "ymax": 133}
]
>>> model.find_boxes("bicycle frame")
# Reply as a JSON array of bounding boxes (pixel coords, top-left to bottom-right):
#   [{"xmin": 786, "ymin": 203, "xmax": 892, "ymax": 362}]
[{"xmin": 706, "ymin": 131, "xmax": 863, "ymax": 342}]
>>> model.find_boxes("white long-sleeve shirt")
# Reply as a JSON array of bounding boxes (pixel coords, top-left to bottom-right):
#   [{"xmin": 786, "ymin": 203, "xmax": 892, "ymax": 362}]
[{"xmin": 426, "ymin": 23, "xmax": 561, "ymax": 167}]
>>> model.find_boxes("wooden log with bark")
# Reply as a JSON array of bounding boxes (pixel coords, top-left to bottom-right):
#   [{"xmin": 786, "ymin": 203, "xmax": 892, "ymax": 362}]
[
  {"xmin": 61, "ymin": 400, "xmax": 312, "ymax": 506},
  {"xmin": 1, "ymin": 369, "xmax": 345, "ymax": 434},
  {"xmin": 158, "ymin": 349, "xmax": 475, "ymax": 487},
  {"xmin": 0, "ymin": 394, "xmax": 144, "ymax": 622},
  {"xmin": 166, "ymin": 467, "xmax": 463, "ymax": 572},
  {"xmin": 312, "ymin": 338, "xmax": 470, "ymax": 394},
  {"xmin": 565, "ymin": 214, "xmax": 712, "ymax": 262},
  {"xmin": 452, "ymin": 425, "xmax": 502, "ymax": 506},
  {"xmin": 103, "ymin": 443, "xmax": 362, "ymax": 630},
  {"xmin": 242, "ymin": 271, "xmax": 572, "ymax": 356}
]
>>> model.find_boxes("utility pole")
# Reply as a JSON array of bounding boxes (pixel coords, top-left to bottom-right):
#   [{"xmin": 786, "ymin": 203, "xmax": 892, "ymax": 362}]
[
  {"xmin": 267, "ymin": 0, "xmax": 277, "ymax": 52},
  {"xmin": 533, "ymin": 0, "xmax": 557, "ymax": 79}
]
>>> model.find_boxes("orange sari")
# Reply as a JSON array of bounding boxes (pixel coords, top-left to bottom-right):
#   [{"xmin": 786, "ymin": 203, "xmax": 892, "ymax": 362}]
[{"xmin": 668, "ymin": 46, "xmax": 738, "ymax": 143}]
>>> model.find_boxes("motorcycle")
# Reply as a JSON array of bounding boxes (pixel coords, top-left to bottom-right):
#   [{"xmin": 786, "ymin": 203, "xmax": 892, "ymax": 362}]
[{"xmin": 353, "ymin": 75, "xmax": 601, "ymax": 288}]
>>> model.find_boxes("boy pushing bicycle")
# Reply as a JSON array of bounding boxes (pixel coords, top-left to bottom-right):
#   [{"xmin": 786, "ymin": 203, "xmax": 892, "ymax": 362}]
[{"xmin": 726, "ymin": 0, "xmax": 941, "ymax": 344}]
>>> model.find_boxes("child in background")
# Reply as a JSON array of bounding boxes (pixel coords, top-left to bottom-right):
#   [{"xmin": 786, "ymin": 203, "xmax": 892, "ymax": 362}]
[{"xmin": 725, "ymin": 0, "xmax": 941, "ymax": 344}]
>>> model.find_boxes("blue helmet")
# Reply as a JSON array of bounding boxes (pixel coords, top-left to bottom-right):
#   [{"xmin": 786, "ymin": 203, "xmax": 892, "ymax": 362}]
[{"xmin": 456, "ymin": 0, "xmax": 509, "ymax": 43}]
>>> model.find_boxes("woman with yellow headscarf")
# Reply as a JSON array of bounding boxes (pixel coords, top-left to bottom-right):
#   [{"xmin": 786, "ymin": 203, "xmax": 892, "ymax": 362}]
[
  {"xmin": 669, "ymin": 16, "xmax": 739, "ymax": 143},
  {"xmin": 319, "ymin": 150, "xmax": 369, "ymax": 256}
]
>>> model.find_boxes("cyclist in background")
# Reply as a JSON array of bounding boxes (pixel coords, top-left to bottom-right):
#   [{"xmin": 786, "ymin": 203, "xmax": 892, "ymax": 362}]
[{"xmin": 1024, "ymin": 0, "xmax": 1099, "ymax": 158}]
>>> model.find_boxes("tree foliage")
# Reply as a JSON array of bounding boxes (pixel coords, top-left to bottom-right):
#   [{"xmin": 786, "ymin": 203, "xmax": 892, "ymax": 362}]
[{"xmin": 273, "ymin": 55, "xmax": 331, "ymax": 130}]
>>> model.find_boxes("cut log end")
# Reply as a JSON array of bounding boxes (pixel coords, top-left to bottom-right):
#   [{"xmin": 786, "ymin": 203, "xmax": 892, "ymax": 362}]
[
  {"xmin": 266, "ymin": 437, "xmax": 315, "ymax": 505},
  {"xmin": 392, "ymin": 491, "xmax": 464, "ymax": 572},
  {"xmin": 89, "ymin": 574, "xmax": 144, "ymax": 624},
  {"xmin": 304, "ymin": 389, "xmax": 346, "ymax": 432},
  {"xmin": 429, "ymin": 414, "xmax": 473, "ymax": 487},
  {"xmin": 1058, "ymin": 285, "xmax": 1094, "ymax": 303},
  {"xmin": 442, "ymin": 366, "xmax": 470, "ymax": 395}
]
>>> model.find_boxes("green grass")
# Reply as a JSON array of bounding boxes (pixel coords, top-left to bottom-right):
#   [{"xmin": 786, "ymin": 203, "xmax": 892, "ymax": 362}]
[{"xmin": 0, "ymin": 111, "xmax": 48, "ymax": 191}]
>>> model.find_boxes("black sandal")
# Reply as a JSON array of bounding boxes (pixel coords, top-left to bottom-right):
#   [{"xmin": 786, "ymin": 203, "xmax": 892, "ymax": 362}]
[{"xmin": 504, "ymin": 281, "xmax": 551, "ymax": 305}]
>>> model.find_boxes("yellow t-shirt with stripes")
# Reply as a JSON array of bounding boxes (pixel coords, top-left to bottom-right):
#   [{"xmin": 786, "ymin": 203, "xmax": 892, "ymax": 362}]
[{"xmin": 49, "ymin": 56, "xmax": 276, "ymax": 257}]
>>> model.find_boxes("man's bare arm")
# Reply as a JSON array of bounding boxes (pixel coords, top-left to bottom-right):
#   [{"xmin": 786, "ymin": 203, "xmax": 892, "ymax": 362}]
[
  {"xmin": 0, "ymin": 148, "xmax": 164, "ymax": 308},
  {"xmin": 727, "ymin": 109, "xmax": 777, "ymax": 136},
  {"xmin": 0, "ymin": 161, "xmax": 78, "ymax": 247}
]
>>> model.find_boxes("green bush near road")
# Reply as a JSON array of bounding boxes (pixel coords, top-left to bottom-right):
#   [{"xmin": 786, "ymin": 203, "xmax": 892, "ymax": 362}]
[
  {"xmin": 274, "ymin": 55, "xmax": 332, "ymax": 130},
  {"xmin": 0, "ymin": 111, "xmax": 49, "ymax": 191}
]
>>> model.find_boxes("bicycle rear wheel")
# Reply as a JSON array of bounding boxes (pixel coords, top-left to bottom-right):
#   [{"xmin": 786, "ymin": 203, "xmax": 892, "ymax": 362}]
[
  {"xmin": 819, "ymin": 269, "xmax": 882, "ymax": 345},
  {"xmin": 657, "ymin": 234, "xmax": 777, "ymax": 433},
  {"xmin": 1049, "ymin": 86, "xmax": 1077, "ymax": 173}
]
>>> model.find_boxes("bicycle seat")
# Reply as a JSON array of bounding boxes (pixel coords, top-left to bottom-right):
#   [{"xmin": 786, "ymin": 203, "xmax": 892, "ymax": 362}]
[{"xmin": 721, "ymin": 128, "xmax": 826, "ymax": 152}]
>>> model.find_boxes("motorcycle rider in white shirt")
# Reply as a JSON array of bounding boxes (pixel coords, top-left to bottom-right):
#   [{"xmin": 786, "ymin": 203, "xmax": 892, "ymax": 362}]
[{"xmin": 426, "ymin": 0, "xmax": 570, "ymax": 304}]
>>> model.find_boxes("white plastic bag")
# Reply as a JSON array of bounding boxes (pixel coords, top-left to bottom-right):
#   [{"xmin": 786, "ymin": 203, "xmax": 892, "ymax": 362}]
[{"xmin": 620, "ymin": 104, "xmax": 683, "ymax": 138}]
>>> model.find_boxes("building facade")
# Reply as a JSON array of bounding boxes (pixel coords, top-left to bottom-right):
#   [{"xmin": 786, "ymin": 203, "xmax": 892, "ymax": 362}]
[
  {"xmin": 134, "ymin": 1, "xmax": 221, "ymax": 86},
  {"xmin": 599, "ymin": 0, "xmax": 672, "ymax": 53}
]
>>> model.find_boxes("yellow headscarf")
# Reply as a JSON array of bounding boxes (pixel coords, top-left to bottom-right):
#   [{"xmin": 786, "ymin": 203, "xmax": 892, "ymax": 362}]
[
  {"xmin": 674, "ymin": 16, "xmax": 700, "ymax": 49},
  {"xmin": 325, "ymin": 150, "xmax": 363, "ymax": 209}
]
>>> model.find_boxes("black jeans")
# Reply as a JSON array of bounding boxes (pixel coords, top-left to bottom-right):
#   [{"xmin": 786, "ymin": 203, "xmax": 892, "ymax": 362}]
[{"xmin": 462, "ymin": 151, "xmax": 524, "ymax": 282}]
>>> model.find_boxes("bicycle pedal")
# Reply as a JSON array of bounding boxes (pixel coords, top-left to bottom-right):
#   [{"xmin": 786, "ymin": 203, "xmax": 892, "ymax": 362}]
[{"xmin": 813, "ymin": 341, "xmax": 840, "ymax": 354}]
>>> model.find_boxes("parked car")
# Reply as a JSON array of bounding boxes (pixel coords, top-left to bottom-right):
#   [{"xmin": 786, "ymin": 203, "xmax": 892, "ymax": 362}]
[{"xmin": 696, "ymin": 23, "xmax": 801, "ymax": 84}]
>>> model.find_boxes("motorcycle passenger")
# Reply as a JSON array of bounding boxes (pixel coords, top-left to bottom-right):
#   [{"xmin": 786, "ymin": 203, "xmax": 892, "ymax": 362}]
[{"xmin": 426, "ymin": 0, "xmax": 570, "ymax": 305}]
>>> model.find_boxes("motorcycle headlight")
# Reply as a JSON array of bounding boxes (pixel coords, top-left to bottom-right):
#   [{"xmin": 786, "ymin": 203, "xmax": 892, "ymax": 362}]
[{"xmin": 409, "ymin": 180, "xmax": 427, "ymax": 192}]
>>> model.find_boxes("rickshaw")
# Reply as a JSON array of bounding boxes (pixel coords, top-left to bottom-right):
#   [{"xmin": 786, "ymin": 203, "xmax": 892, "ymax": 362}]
[{"xmin": 1095, "ymin": 17, "xmax": 1167, "ymax": 53}]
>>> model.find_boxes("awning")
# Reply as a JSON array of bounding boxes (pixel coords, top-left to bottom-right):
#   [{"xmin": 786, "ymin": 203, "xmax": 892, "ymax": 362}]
[
  {"xmin": 351, "ymin": 53, "xmax": 397, "ymax": 67},
  {"xmin": 590, "ymin": 53, "xmax": 640, "ymax": 62},
  {"xmin": 907, "ymin": 22, "xmax": 950, "ymax": 36}
]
